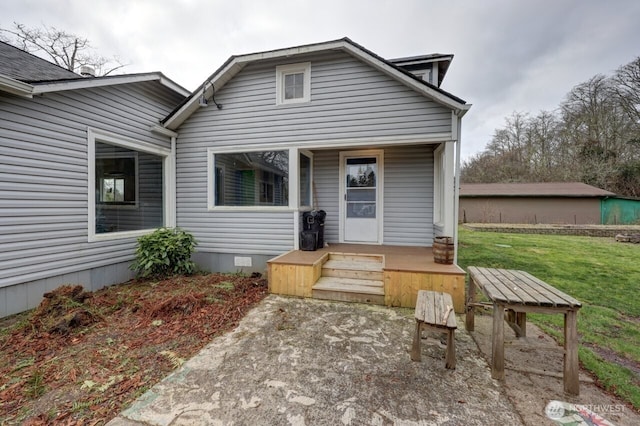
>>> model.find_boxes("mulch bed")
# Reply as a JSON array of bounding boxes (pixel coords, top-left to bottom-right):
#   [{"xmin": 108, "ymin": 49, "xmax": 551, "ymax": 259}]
[{"xmin": 0, "ymin": 273, "xmax": 268, "ymax": 425}]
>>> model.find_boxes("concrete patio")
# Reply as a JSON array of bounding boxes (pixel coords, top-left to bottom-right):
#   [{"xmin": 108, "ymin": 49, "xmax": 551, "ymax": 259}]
[
  {"xmin": 107, "ymin": 295, "xmax": 638, "ymax": 425},
  {"xmin": 107, "ymin": 295, "xmax": 521, "ymax": 425}
]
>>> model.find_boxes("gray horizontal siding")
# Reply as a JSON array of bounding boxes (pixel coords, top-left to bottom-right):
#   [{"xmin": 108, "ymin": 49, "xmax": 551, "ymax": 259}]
[
  {"xmin": 176, "ymin": 211, "xmax": 294, "ymax": 255},
  {"xmin": 0, "ymin": 261, "xmax": 134, "ymax": 318},
  {"xmin": 177, "ymin": 51, "xmax": 451, "ymax": 147},
  {"xmin": 175, "ymin": 51, "xmax": 449, "ymax": 254},
  {"xmin": 0, "ymin": 81, "xmax": 184, "ymax": 289},
  {"xmin": 383, "ymin": 145, "xmax": 435, "ymax": 246},
  {"xmin": 313, "ymin": 150, "xmax": 340, "ymax": 243}
]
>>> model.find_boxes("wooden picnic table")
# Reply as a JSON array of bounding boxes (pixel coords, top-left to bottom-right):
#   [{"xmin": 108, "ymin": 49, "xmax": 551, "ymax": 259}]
[{"xmin": 465, "ymin": 266, "xmax": 582, "ymax": 395}]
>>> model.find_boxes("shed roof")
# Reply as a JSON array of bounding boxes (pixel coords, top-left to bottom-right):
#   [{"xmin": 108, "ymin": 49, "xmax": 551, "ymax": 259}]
[
  {"xmin": 0, "ymin": 41, "xmax": 80, "ymax": 82},
  {"xmin": 460, "ymin": 182, "xmax": 615, "ymax": 198}
]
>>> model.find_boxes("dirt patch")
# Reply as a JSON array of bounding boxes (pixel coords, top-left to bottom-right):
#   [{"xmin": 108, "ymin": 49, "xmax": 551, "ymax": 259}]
[
  {"xmin": 0, "ymin": 273, "xmax": 268, "ymax": 425},
  {"xmin": 469, "ymin": 313, "xmax": 640, "ymax": 425},
  {"xmin": 584, "ymin": 342, "xmax": 640, "ymax": 384},
  {"xmin": 29, "ymin": 285, "xmax": 98, "ymax": 335}
]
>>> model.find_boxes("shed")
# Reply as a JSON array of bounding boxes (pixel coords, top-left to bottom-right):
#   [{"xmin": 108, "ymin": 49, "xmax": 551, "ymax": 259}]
[{"xmin": 459, "ymin": 182, "xmax": 615, "ymax": 224}]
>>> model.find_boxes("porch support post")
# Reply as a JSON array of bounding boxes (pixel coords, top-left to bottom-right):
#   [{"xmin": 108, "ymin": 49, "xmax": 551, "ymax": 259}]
[
  {"xmin": 441, "ymin": 141, "xmax": 456, "ymax": 237},
  {"xmin": 452, "ymin": 112, "xmax": 461, "ymax": 264}
]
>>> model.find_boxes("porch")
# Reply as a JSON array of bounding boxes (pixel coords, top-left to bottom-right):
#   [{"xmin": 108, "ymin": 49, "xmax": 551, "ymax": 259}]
[{"xmin": 267, "ymin": 243, "xmax": 466, "ymax": 313}]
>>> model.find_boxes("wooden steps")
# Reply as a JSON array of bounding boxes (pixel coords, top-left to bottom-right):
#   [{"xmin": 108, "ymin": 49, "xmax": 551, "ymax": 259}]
[{"xmin": 312, "ymin": 253, "xmax": 385, "ymax": 304}]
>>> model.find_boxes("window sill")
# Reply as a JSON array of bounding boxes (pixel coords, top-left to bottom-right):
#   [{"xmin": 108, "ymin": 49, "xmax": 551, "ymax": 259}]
[
  {"xmin": 275, "ymin": 99, "xmax": 311, "ymax": 107},
  {"xmin": 97, "ymin": 203, "xmax": 139, "ymax": 210},
  {"xmin": 208, "ymin": 206, "xmax": 294, "ymax": 213},
  {"xmin": 89, "ymin": 228, "xmax": 158, "ymax": 242}
]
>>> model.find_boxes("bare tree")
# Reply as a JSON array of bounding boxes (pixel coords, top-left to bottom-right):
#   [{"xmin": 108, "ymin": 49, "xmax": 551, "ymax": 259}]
[
  {"xmin": 613, "ymin": 57, "xmax": 640, "ymax": 125},
  {"xmin": 0, "ymin": 22, "xmax": 126, "ymax": 76},
  {"xmin": 462, "ymin": 57, "xmax": 640, "ymax": 197}
]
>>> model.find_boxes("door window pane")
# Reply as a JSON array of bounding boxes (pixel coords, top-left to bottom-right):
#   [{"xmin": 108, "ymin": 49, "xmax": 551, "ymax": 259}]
[
  {"xmin": 346, "ymin": 188, "xmax": 375, "ymax": 202},
  {"xmin": 347, "ymin": 203, "xmax": 376, "ymax": 218},
  {"xmin": 345, "ymin": 157, "xmax": 377, "ymax": 218},
  {"xmin": 346, "ymin": 157, "xmax": 376, "ymax": 188}
]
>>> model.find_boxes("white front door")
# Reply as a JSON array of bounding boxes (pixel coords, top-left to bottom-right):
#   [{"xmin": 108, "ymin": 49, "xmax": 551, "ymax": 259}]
[{"xmin": 340, "ymin": 150, "xmax": 383, "ymax": 244}]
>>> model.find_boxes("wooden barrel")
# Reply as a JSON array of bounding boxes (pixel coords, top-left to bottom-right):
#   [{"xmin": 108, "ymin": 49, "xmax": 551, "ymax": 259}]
[{"xmin": 433, "ymin": 236, "xmax": 454, "ymax": 264}]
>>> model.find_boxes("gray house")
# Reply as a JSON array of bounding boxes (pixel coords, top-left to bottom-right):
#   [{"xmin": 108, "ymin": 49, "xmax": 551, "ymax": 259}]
[
  {"xmin": 0, "ymin": 41, "xmax": 188, "ymax": 317},
  {"xmin": 1, "ymin": 38, "xmax": 470, "ymax": 317},
  {"xmin": 163, "ymin": 38, "xmax": 470, "ymax": 311}
]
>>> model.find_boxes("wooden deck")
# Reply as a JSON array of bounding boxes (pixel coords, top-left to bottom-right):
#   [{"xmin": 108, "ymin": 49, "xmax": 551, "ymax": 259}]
[{"xmin": 267, "ymin": 244, "xmax": 467, "ymax": 312}]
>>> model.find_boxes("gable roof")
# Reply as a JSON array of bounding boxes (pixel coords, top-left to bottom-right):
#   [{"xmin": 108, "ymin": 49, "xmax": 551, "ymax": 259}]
[
  {"xmin": 162, "ymin": 37, "xmax": 470, "ymax": 130},
  {"xmin": 0, "ymin": 41, "xmax": 80, "ymax": 82},
  {"xmin": 0, "ymin": 40, "xmax": 189, "ymax": 99},
  {"xmin": 1, "ymin": 70, "xmax": 190, "ymax": 99},
  {"xmin": 460, "ymin": 182, "xmax": 616, "ymax": 198},
  {"xmin": 29, "ymin": 72, "xmax": 189, "ymax": 96}
]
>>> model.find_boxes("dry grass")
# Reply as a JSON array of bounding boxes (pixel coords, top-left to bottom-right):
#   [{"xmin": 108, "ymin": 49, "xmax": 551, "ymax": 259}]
[{"xmin": 0, "ymin": 273, "xmax": 268, "ymax": 425}]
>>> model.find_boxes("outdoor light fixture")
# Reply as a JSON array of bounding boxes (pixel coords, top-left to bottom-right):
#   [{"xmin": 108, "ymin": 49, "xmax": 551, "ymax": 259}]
[{"xmin": 199, "ymin": 80, "xmax": 223, "ymax": 109}]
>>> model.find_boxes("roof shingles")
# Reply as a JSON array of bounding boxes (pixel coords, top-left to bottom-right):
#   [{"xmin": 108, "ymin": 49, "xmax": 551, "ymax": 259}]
[{"xmin": 0, "ymin": 41, "xmax": 80, "ymax": 82}]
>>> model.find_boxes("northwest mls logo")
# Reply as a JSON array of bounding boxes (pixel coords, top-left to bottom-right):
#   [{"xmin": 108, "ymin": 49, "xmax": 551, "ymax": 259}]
[{"xmin": 545, "ymin": 400, "xmax": 565, "ymax": 420}]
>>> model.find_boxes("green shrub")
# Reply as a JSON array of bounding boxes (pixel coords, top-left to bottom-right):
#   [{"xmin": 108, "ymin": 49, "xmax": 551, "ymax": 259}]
[{"xmin": 130, "ymin": 228, "xmax": 197, "ymax": 278}]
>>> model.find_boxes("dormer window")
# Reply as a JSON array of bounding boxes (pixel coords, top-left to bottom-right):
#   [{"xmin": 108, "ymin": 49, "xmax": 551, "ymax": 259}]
[{"xmin": 276, "ymin": 62, "xmax": 311, "ymax": 105}]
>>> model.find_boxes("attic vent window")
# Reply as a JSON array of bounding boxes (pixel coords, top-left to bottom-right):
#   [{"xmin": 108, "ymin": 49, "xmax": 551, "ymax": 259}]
[{"xmin": 276, "ymin": 62, "xmax": 311, "ymax": 105}]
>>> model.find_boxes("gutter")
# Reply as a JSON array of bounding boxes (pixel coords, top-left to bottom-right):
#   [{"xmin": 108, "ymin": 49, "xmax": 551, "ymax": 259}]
[{"xmin": 0, "ymin": 74, "xmax": 33, "ymax": 98}]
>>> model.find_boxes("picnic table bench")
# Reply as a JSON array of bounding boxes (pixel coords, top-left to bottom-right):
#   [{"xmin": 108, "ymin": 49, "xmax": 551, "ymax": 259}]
[
  {"xmin": 411, "ymin": 290, "xmax": 457, "ymax": 369},
  {"xmin": 465, "ymin": 266, "xmax": 582, "ymax": 395}
]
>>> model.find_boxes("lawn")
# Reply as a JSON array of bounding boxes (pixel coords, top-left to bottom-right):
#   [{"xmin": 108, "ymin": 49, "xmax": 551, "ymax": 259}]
[
  {"xmin": 0, "ymin": 273, "xmax": 268, "ymax": 424},
  {"xmin": 457, "ymin": 227, "xmax": 640, "ymax": 410}
]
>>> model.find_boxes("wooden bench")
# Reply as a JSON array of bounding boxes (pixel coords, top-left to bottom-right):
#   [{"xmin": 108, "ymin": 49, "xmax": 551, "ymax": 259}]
[
  {"xmin": 410, "ymin": 290, "xmax": 457, "ymax": 369},
  {"xmin": 466, "ymin": 266, "xmax": 582, "ymax": 395}
]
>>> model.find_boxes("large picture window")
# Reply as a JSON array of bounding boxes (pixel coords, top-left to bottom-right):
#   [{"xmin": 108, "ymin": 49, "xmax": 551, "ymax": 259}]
[
  {"xmin": 89, "ymin": 129, "xmax": 171, "ymax": 240},
  {"xmin": 213, "ymin": 151, "xmax": 289, "ymax": 207}
]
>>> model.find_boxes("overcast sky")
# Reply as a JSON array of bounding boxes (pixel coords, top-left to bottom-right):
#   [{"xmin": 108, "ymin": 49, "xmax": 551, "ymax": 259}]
[{"xmin": 2, "ymin": 0, "xmax": 639, "ymax": 159}]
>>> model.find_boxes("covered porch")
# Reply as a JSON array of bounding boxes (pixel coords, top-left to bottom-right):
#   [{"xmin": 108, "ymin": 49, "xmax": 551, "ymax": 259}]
[{"xmin": 267, "ymin": 243, "xmax": 466, "ymax": 313}]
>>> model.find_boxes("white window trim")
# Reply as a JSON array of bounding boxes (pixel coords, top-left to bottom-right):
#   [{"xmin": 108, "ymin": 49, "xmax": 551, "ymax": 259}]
[
  {"xmin": 207, "ymin": 147, "xmax": 295, "ymax": 212},
  {"xmin": 275, "ymin": 62, "xmax": 311, "ymax": 105},
  {"xmin": 88, "ymin": 127, "xmax": 174, "ymax": 242}
]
